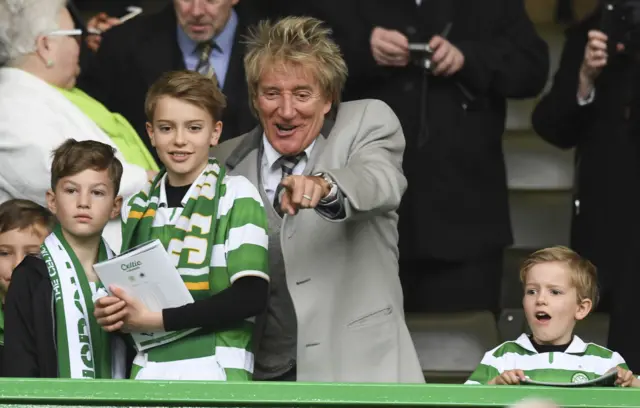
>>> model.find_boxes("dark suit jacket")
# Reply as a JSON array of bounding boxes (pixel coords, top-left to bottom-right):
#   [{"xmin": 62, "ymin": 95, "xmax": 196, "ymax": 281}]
[
  {"xmin": 297, "ymin": 0, "xmax": 549, "ymax": 260},
  {"xmin": 77, "ymin": 4, "xmax": 259, "ymax": 165}
]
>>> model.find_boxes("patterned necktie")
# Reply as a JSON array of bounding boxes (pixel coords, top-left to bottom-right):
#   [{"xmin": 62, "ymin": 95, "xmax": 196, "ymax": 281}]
[
  {"xmin": 273, "ymin": 153, "xmax": 306, "ymax": 217},
  {"xmin": 194, "ymin": 42, "xmax": 219, "ymax": 85}
]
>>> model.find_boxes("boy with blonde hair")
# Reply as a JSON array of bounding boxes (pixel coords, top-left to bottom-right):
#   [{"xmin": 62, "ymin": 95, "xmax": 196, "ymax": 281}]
[
  {"xmin": 94, "ymin": 70, "xmax": 269, "ymax": 381},
  {"xmin": 466, "ymin": 246, "xmax": 640, "ymax": 387}
]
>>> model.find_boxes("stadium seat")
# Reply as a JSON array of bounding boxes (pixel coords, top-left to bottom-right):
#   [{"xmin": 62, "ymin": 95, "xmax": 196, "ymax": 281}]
[
  {"xmin": 498, "ymin": 308, "xmax": 527, "ymax": 343},
  {"xmin": 405, "ymin": 311, "xmax": 499, "ymax": 383},
  {"xmin": 574, "ymin": 312, "xmax": 610, "ymax": 346},
  {"xmin": 501, "ymin": 248, "xmax": 529, "ymax": 309}
]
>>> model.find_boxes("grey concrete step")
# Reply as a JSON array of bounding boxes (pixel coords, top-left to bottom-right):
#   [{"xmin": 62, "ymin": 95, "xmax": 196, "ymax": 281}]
[
  {"xmin": 504, "ymin": 130, "xmax": 574, "ymax": 191},
  {"xmin": 509, "ymin": 190, "xmax": 572, "ymax": 249}
]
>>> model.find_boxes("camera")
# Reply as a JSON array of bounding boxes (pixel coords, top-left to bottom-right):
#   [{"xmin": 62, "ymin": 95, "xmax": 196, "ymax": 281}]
[
  {"xmin": 408, "ymin": 43, "xmax": 434, "ymax": 71},
  {"xmin": 601, "ymin": 0, "xmax": 640, "ymax": 54}
]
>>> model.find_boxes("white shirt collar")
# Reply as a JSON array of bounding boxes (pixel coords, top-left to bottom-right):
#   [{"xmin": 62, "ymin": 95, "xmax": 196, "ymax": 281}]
[
  {"xmin": 515, "ymin": 333, "xmax": 588, "ymax": 354},
  {"xmin": 262, "ymin": 134, "xmax": 316, "ymax": 169}
]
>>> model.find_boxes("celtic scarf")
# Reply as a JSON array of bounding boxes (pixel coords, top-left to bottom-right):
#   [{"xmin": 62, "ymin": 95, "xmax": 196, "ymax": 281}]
[
  {"xmin": 40, "ymin": 225, "xmax": 126, "ymax": 378},
  {"xmin": 121, "ymin": 158, "xmax": 261, "ymax": 381},
  {"xmin": 122, "ymin": 158, "xmax": 225, "ymax": 299}
]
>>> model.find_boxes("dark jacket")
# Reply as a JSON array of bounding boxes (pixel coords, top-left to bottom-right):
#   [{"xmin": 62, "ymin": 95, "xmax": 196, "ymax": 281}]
[
  {"xmin": 299, "ymin": 0, "xmax": 549, "ymax": 260},
  {"xmin": 2, "ymin": 256, "xmax": 58, "ymax": 377},
  {"xmin": 2, "ymin": 256, "xmax": 133, "ymax": 377},
  {"xmin": 531, "ymin": 12, "xmax": 640, "ymax": 293},
  {"xmin": 77, "ymin": 3, "xmax": 261, "ymax": 165}
]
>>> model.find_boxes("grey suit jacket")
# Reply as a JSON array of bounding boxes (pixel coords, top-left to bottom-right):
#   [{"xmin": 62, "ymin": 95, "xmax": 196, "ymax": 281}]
[{"xmin": 211, "ymin": 99, "xmax": 424, "ymax": 383}]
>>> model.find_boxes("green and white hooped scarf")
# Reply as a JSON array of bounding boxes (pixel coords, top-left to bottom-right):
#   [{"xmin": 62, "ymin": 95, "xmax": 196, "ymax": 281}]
[
  {"xmin": 122, "ymin": 159, "xmax": 255, "ymax": 381},
  {"xmin": 40, "ymin": 225, "xmax": 126, "ymax": 378}
]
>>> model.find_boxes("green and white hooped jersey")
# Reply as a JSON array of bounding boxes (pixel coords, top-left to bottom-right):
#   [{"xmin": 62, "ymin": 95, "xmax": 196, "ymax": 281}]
[
  {"xmin": 465, "ymin": 334, "xmax": 628, "ymax": 385},
  {"xmin": 122, "ymin": 168, "xmax": 269, "ymax": 381}
]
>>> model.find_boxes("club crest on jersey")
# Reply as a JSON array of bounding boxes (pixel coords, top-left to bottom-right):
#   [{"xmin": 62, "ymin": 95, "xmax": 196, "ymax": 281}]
[{"xmin": 571, "ymin": 372, "xmax": 589, "ymax": 383}]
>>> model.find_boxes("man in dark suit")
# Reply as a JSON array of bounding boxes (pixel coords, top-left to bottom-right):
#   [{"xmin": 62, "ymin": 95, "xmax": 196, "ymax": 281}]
[
  {"xmin": 296, "ymin": 0, "xmax": 549, "ymax": 313},
  {"xmin": 77, "ymin": 0, "xmax": 261, "ymax": 165}
]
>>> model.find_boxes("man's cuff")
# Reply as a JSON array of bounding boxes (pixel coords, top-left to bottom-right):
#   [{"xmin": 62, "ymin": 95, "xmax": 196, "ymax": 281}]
[
  {"xmin": 577, "ymin": 88, "xmax": 596, "ymax": 106},
  {"xmin": 316, "ymin": 191, "xmax": 346, "ymax": 220}
]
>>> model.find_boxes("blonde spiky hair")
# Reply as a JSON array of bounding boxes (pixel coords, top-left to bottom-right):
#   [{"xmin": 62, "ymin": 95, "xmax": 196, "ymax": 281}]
[{"xmin": 243, "ymin": 16, "xmax": 348, "ymax": 117}]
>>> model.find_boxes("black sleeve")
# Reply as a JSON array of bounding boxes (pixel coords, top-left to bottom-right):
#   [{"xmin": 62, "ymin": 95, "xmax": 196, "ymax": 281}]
[
  {"xmin": 531, "ymin": 22, "xmax": 595, "ymax": 149},
  {"xmin": 162, "ymin": 277, "xmax": 268, "ymax": 332},
  {"xmin": 2, "ymin": 262, "xmax": 41, "ymax": 377},
  {"xmin": 75, "ymin": 25, "xmax": 124, "ymax": 111},
  {"xmin": 455, "ymin": 0, "xmax": 550, "ymax": 98}
]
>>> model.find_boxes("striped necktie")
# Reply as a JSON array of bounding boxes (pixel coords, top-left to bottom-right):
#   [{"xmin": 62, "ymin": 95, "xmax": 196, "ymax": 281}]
[
  {"xmin": 194, "ymin": 42, "xmax": 219, "ymax": 85},
  {"xmin": 273, "ymin": 153, "xmax": 306, "ymax": 217}
]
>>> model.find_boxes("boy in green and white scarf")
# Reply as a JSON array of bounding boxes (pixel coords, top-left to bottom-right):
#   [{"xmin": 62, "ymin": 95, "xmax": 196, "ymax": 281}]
[
  {"xmin": 94, "ymin": 70, "xmax": 269, "ymax": 381},
  {"xmin": 2, "ymin": 139, "xmax": 127, "ymax": 378}
]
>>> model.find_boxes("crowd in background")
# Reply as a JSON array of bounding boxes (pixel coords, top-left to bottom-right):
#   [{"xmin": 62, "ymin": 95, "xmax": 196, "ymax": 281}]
[{"xmin": 0, "ymin": 0, "xmax": 639, "ymax": 397}]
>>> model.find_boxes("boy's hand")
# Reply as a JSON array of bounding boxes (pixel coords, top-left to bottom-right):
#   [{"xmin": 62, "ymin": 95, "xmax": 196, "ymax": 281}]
[
  {"xmin": 94, "ymin": 294, "xmax": 126, "ymax": 332},
  {"xmin": 611, "ymin": 366, "xmax": 638, "ymax": 387},
  {"xmin": 94, "ymin": 286, "xmax": 163, "ymax": 332},
  {"xmin": 488, "ymin": 369, "xmax": 527, "ymax": 385}
]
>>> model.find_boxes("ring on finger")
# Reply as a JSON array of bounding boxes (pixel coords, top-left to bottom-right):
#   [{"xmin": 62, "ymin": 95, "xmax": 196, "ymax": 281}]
[{"xmin": 302, "ymin": 194, "xmax": 312, "ymax": 201}]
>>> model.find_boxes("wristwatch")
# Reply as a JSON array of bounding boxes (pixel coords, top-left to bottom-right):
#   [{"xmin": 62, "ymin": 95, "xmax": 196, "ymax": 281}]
[{"xmin": 315, "ymin": 172, "xmax": 338, "ymax": 203}]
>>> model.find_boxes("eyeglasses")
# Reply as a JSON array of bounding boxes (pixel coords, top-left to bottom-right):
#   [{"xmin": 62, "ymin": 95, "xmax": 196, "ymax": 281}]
[{"xmin": 47, "ymin": 29, "xmax": 83, "ymax": 37}]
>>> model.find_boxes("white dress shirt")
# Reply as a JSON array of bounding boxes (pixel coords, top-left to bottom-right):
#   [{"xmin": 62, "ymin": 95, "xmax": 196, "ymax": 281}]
[{"xmin": 261, "ymin": 135, "xmax": 316, "ymax": 204}]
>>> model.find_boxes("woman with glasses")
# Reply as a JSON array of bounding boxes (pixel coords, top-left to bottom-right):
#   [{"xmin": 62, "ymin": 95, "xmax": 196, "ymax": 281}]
[{"xmin": 0, "ymin": 0, "xmax": 156, "ymax": 252}]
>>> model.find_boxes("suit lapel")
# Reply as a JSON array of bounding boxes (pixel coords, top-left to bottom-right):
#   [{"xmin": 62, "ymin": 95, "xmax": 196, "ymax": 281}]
[
  {"xmin": 135, "ymin": 5, "xmax": 185, "ymax": 88},
  {"xmin": 302, "ymin": 119, "xmax": 334, "ymax": 175},
  {"xmin": 225, "ymin": 126, "xmax": 263, "ymax": 170}
]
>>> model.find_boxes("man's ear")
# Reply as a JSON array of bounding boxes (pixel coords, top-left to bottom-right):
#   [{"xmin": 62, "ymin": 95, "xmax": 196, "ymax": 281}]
[
  {"xmin": 210, "ymin": 120, "xmax": 223, "ymax": 146},
  {"xmin": 146, "ymin": 122, "xmax": 156, "ymax": 147},
  {"xmin": 111, "ymin": 195, "xmax": 123, "ymax": 220},
  {"xmin": 45, "ymin": 189, "xmax": 57, "ymax": 215},
  {"xmin": 575, "ymin": 298, "xmax": 592, "ymax": 321}
]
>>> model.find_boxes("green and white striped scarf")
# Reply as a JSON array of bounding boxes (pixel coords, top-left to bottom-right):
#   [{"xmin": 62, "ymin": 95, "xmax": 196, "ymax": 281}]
[
  {"xmin": 40, "ymin": 225, "xmax": 126, "ymax": 378},
  {"xmin": 122, "ymin": 159, "xmax": 257, "ymax": 380}
]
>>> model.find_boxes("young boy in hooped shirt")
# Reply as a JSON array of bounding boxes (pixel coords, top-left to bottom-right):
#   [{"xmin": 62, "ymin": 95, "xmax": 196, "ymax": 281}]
[
  {"xmin": 94, "ymin": 70, "xmax": 269, "ymax": 381},
  {"xmin": 466, "ymin": 246, "xmax": 640, "ymax": 387}
]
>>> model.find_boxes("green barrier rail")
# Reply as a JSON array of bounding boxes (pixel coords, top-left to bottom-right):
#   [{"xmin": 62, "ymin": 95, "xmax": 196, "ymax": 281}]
[{"xmin": 0, "ymin": 380, "xmax": 640, "ymax": 408}]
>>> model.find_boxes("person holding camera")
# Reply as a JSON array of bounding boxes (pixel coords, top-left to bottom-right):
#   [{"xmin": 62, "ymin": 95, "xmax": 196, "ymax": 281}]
[
  {"xmin": 294, "ymin": 0, "xmax": 549, "ymax": 314},
  {"xmin": 531, "ymin": 3, "xmax": 640, "ymax": 371}
]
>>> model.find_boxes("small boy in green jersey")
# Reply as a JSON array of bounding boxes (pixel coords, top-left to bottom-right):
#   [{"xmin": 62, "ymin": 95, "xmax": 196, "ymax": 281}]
[{"xmin": 466, "ymin": 246, "xmax": 640, "ymax": 387}]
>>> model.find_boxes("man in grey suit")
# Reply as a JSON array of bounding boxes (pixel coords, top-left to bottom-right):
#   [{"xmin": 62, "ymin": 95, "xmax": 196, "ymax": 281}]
[{"xmin": 211, "ymin": 16, "xmax": 423, "ymax": 383}]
